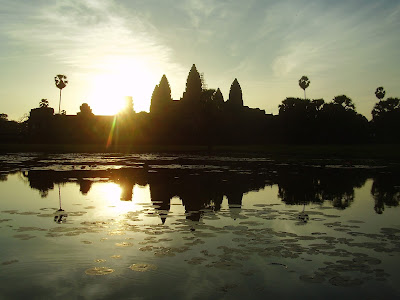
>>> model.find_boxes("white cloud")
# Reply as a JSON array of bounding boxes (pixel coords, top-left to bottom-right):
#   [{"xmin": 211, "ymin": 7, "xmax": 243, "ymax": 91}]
[{"xmin": 1, "ymin": 0, "xmax": 188, "ymax": 113}]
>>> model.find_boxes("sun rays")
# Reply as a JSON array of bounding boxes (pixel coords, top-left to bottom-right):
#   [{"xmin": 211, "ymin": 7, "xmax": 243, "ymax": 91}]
[{"xmin": 86, "ymin": 57, "xmax": 159, "ymax": 115}]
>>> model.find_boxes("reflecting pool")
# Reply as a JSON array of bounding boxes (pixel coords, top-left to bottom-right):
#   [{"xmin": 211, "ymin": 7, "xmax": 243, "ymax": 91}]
[{"xmin": 0, "ymin": 153, "xmax": 399, "ymax": 299}]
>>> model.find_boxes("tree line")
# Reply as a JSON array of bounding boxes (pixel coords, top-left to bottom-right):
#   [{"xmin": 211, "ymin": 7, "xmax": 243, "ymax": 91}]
[{"xmin": 0, "ymin": 66, "xmax": 399, "ymax": 145}]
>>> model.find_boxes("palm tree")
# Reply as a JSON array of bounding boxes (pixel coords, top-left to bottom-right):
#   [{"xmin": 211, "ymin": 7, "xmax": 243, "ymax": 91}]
[
  {"xmin": 299, "ymin": 75, "xmax": 310, "ymax": 99},
  {"xmin": 375, "ymin": 86, "xmax": 386, "ymax": 101},
  {"xmin": 39, "ymin": 98, "xmax": 49, "ymax": 108},
  {"xmin": 54, "ymin": 74, "xmax": 68, "ymax": 114}
]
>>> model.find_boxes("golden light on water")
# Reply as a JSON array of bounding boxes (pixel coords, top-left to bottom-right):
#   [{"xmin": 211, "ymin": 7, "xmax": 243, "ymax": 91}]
[
  {"xmin": 100, "ymin": 183, "xmax": 123, "ymax": 204},
  {"xmin": 131, "ymin": 184, "xmax": 151, "ymax": 204},
  {"xmin": 86, "ymin": 57, "xmax": 158, "ymax": 115},
  {"xmin": 95, "ymin": 182, "xmax": 151, "ymax": 215}
]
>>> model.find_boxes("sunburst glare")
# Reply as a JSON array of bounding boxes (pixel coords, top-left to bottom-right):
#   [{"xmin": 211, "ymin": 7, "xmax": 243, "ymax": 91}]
[{"xmin": 87, "ymin": 56, "xmax": 159, "ymax": 115}]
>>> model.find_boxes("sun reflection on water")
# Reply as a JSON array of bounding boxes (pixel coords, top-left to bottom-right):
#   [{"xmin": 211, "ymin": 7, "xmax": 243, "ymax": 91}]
[{"xmin": 95, "ymin": 182, "xmax": 151, "ymax": 216}]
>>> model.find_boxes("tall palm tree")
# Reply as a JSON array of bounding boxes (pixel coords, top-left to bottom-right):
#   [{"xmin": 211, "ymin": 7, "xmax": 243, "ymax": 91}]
[
  {"xmin": 375, "ymin": 86, "xmax": 386, "ymax": 101},
  {"xmin": 299, "ymin": 75, "xmax": 310, "ymax": 99},
  {"xmin": 55, "ymin": 74, "xmax": 68, "ymax": 114}
]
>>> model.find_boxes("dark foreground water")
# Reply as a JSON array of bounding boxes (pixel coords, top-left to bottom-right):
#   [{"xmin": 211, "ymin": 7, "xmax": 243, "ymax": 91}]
[{"xmin": 0, "ymin": 153, "xmax": 399, "ymax": 299}]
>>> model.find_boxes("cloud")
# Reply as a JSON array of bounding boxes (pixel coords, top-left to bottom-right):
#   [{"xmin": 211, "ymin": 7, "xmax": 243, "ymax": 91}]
[
  {"xmin": 265, "ymin": 1, "xmax": 400, "ymax": 80},
  {"xmin": 0, "ymin": 0, "xmax": 192, "ymax": 112},
  {"xmin": 2, "ymin": 0, "xmax": 184, "ymax": 78}
]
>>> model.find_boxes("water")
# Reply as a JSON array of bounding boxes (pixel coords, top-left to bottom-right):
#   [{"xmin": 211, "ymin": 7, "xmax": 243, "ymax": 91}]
[{"xmin": 0, "ymin": 153, "xmax": 399, "ymax": 299}]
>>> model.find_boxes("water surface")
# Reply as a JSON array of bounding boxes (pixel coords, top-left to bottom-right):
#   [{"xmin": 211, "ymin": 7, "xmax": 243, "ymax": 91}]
[{"xmin": 0, "ymin": 153, "xmax": 399, "ymax": 299}]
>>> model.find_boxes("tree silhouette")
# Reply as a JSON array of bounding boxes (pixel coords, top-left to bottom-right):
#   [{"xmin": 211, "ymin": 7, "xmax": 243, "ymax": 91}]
[
  {"xmin": 371, "ymin": 174, "xmax": 400, "ymax": 214},
  {"xmin": 371, "ymin": 97, "xmax": 400, "ymax": 142},
  {"xmin": 39, "ymin": 99, "xmax": 49, "ymax": 108},
  {"xmin": 332, "ymin": 95, "xmax": 355, "ymax": 111},
  {"xmin": 54, "ymin": 74, "xmax": 68, "ymax": 114},
  {"xmin": 320, "ymin": 95, "xmax": 368, "ymax": 143},
  {"xmin": 201, "ymin": 88, "xmax": 216, "ymax": 104},
  {"xmin": 375, "ymin": 86, "xmax": 386, "ymax": 101},
  {"xmin": 299, "ymin": 76, "xmax": 310, "ymax": 99},
  {"xmin": 372, "ymin": 97, "xmax": 400, "ymax": 119},
  {"xmin": 278, "ymin": 97, "xmax": 323, "ymax": 143},
  {"xmin": 227, "ymin": 78, "xmax": 243, "ymax": 109}
]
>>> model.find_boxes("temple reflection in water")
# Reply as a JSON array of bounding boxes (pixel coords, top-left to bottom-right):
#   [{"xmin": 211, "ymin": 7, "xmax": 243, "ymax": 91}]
[{"xmin": 21, "ymin": 165, "xmax": 400, "ymax": 223}]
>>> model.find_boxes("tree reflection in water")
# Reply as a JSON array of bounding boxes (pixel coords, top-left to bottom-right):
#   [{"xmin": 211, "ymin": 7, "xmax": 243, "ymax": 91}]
[
  {"xmin": 371, "ymin": 173, "xmax": 400, "ymax": 214},
  {"xmin": 277, "ymin": 168, "xmax": 367, "ymax": 210},
  {"xmin": 22, "ymin": 165, "xmax": 400, "ymax": 223},
  {"xmin": 298, "ymin": 204, "xmax": 309, "ymax": 223},
  {"xmin": 54, "ymin": 184, "xmax": 68, "ymax": 223}
]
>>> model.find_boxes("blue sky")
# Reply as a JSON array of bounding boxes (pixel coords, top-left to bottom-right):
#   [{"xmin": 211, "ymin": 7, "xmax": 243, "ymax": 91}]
[{"xmin": 1, "ymin": 0, "xmax": 399, "ymax": 120}]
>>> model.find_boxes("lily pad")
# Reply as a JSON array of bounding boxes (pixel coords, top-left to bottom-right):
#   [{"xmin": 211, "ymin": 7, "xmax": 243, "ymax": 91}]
[
  {"xmin": 85, "ymin": 267, "xmax": 114, "ymax": 275},
  {"xmin": 129, "ymin": 263, "xmax": 158, "ymax": 272}
]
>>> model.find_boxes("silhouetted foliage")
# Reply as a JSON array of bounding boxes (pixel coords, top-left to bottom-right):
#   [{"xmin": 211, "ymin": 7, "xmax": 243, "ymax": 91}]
[
  {"xmin": 277, "ymin": 168, "xmax": 367, "ymax": 210},
  {"xmin": 371, "ymin": 97, "xmax": 400, "ymax": 142},
  {"xmin": 39, "ymin": 99, "xmax": 49, "ymax": 108},
  {"xmin": 277, "ymin": 97, "xmax": 324, "ymax": 143},
  {"xmin": 319, "ymin": 96, "xmax": 369, "ymax": 143},
  {"xmin": 299, "ymin": 75, "xmax": 310, "ymax": 99},
  {"xmin": 0, "ymin": 112, "xmax": 25, "ymax": 143},
  {"xmin": 371, "ymin": 173, "xmax": 400, "ymax": 214},
  {"xmin": 372, "ymin": 97, "xmax": 400, "ymax": 119},
  {"xmin": 276, "ymin": 95, "xmax": 369, "ymax": 144},
  {"xmin": 201, "ymin": 88, "xmax": 216, "ymax": 104},
  {"xmin": 0, "ymin": 113, "xmax": 8, "ymax": 121},
  {"xmin": 375, "ymin": 86, "xmax": 386, "ymax": 100},
  {"xmin": 55, "ymin": 74, "xmax": 68, "ymax": 114},
  {"xmin": 332, "ymin": 95, "xmax": 355, "ymax": 111}
]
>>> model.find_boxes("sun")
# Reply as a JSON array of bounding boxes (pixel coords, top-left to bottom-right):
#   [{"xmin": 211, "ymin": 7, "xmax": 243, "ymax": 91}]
[{"xmin": 87, "ymin": 56, "xmax": 158, "ymax": 115}]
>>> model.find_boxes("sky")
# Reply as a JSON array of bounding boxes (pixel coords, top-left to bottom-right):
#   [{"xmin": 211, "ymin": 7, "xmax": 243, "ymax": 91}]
[{"xmin": 0, "ymin": 0, "xmax": 399, "ymax": 121}]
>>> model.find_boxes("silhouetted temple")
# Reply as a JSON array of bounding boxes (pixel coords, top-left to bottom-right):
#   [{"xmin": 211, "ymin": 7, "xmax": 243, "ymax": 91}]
[
  {"xmin": 3, "ymin": 64, "xmax": 399, "ymax": 145},
  {"xmin": 27, "ymin": 64, "xmax": 273, "ymax": 145}
]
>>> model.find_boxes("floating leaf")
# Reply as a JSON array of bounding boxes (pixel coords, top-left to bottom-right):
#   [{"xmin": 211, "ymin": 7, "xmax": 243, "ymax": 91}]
[
  {"xmin": 85, "ymin": 267, "xmax": 114, "ymax": 276},
  {"xmin": 115, "ymin": 242, "xmax": 133, "ymax": 247},
  {"xmin": 129, "ymin": 263, "xmax": 157, "ymax": 272}
]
